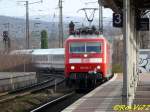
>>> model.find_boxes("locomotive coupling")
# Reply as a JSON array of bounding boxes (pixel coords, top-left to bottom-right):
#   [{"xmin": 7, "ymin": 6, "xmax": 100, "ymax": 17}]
[
  {"xmin": 88, "ymin": 68, "xmax": 97, "ymax": 74},
  {"xmin": 88, "ymin": 65, "xmax": 101, "ymax": 74},
  {"xmin": 88, "ymin": 71, "xmax": 97, "ymax": 74}
]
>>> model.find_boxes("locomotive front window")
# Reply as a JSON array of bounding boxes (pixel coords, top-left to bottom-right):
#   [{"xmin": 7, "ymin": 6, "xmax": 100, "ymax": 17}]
[
  {"xmin": 70, "ymin": 43, "xmax": 85, "ymax": 53},
  {"xmin": 86, "ymin": 42, "xmax": 101, "ymax": 53},
  {"xmin": 70, "ymin": 42, "xmax": 101, "ymax": 53}
]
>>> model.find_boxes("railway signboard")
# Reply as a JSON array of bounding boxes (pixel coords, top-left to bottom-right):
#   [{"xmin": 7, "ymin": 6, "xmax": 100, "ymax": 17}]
[
  {"xmin": 113, "ymin": 13, "xmax": 149, "ymax": 31},
  {"xmin": 113, "ymin": 13, "xmax": 123, "ymax": 27},
  {"xmin": 136, "ymin": 18, "xmax": 149, "ymax": 31}
]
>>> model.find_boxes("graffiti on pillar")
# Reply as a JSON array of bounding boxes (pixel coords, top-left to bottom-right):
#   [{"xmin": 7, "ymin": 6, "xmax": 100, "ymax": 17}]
[{"xmin": 139, "ymin": 51, "xmax": 150, "ymax": 73}]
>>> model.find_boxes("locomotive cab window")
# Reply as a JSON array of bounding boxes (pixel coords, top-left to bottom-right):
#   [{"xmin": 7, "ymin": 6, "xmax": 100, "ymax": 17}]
[
  {"xmin": 86, "ymin": 42, "xmax": 101, "ymax": 53},
  {"xmin": 70, "ymin": 42, "xmax": 101, "ymax": 53},
  {"xmin": 70, "ymin": 43, "xmax": 85, "ymax": 53}
]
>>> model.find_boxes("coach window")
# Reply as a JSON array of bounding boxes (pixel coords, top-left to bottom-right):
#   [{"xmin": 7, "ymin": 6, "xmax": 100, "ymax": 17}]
[
  {"xmin": 70, "ymin": 43, "xmax": 85, "ymax": 53},
  {"xmin": 86, "ymin": 42, "xmax": 101, "ymax": 53}
]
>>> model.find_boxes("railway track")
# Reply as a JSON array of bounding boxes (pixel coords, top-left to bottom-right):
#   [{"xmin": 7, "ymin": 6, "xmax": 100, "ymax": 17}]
[
  {"xmin": 29, "ymin": 75, "xmax": 114, "ymax": 112},
  {"xmin": 0, "ymin": 74, "xmax": 113, "ymax": 112},
  {"xmin": 30, "ymin": 92, "xmax": 75, "ymax": 112},
  {"xmin": 0, "ymin": 73, "xmax": 65, "ymax": 103}
]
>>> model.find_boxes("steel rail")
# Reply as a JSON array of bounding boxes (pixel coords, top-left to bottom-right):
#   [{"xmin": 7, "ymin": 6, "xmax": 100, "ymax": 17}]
[
  {"xmin": 0, "ymin": 73, "xmax": 65, "ymax": 103},
  {"xmin": 30, "ymin": 92, "xmax": 74, "ymax": 112}
]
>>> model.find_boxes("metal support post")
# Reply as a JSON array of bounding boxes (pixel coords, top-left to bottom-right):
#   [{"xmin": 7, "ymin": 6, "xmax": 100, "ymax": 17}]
[
  {"xmin": 59, "ymin": 0, "xmax": 64, "ymax": 48},
  {"xmin": 24, "ymin": 59, "xmax": 26, "ymax": 72},
  {"xmin": 123, "ymin": 0, "xmax": 130, "ymax": 105},
  {"xmin": 98, "ymin": 0, "xmax": 103, "ymax": 34},
  {"xmin": 17, "ymin": 0, "xmax": 43, "ymax": 49},
  {"xmin": 26, "ymin": 1, "xmax": 30, "ymax": 49},
  {"xmin": 149, "ymin": 15, "xmax": 150, "ymax": 48},
  {"xmin": 55, "ymin": 79, "xmax": 57, "ymax": 92},
  {"xmin": 11, "ymin": 74, "xmax": 14, "ymax": 90}
]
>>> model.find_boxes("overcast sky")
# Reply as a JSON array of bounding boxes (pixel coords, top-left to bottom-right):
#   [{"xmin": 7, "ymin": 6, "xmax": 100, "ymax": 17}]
[{"xmin": 0, "ymin": 0, "xmax": 113, "ymax": 18}]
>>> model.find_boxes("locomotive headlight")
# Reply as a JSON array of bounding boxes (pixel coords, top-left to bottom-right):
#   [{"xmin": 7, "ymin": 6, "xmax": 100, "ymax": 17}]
[
  {"xmin": 84, "ymin": 54, "xmax": 87, "ymax": 57},
  {"xmin": 71, "ymin": 66, "xmax": 75, "ymax": 70},
  {"xmin": 97, "ymin": 66, "xmax": 101, "ymax": 69}
]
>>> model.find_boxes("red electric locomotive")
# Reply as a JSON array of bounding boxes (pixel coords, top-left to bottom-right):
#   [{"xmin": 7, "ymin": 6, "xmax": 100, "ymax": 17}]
[{"xmin": 65, "ymin": 30, "xmax": 112, "ymax": 88}]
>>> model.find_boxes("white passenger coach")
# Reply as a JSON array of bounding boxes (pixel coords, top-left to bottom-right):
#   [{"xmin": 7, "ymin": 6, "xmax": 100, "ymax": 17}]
[{"xmin": 10, "ymin": 48, "xmax": 65, "ymax": 72}]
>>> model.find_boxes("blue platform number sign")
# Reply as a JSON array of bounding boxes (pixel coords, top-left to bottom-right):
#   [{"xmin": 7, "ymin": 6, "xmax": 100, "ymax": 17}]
[{"xmin": 113, "ymin": 13, "xmax": 123, "ymax": 27}]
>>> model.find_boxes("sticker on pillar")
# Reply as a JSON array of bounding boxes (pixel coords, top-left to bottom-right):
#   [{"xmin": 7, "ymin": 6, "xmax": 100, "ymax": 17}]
[
  {"xmin": 136, "ymin": 18, "xmax": 149, "ymax": 31},
  {"xmin": 113, "ymin": 13, "xmax": 123, "ymax": 27}
]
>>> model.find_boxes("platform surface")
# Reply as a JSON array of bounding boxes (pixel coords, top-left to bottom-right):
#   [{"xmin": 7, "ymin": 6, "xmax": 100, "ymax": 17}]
[
  {"xmin": 63, "ymin": 73, "xmax": 150, "ymax": 112},
  {"xmin": 133, "ymin": 73, "xmax": 150, "ymax": 104},
  {"xmin": 62, "ymin": 74, "xmax": 123, "ymax": 112}
]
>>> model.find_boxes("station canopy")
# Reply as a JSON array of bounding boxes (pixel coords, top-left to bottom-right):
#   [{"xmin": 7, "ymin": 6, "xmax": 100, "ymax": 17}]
[{"xmin": 101, "ymin": 0, "xmax": 150, "ymax": 13}]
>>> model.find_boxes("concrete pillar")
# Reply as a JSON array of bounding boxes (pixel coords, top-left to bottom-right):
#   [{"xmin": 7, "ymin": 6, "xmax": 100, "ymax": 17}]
[
  {"xmin": 123, "ymin": 0, "xmax": 130, "ymax": 105},
  {"xmin": 123, "ymin": 0, "xmax": 139, "ymax": 105}
]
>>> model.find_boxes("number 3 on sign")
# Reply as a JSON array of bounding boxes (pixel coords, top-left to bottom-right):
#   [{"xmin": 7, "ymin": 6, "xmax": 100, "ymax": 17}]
[
  {"xmin": 114, "ymin": 14, "xmax": 121, "ymax": 24},
  {"xmin": 113, "ymin": 13, "xmax": 123, "ymax": 27}
]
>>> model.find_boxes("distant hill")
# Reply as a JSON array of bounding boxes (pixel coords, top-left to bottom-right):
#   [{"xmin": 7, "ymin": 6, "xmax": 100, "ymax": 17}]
[
  {"xmin": 0, "ymin": 15, "xmax": 121, "ymax": 49},
  {"xmin": 0, "ymin": 15, "xmax": 60, "ymax": 49}
]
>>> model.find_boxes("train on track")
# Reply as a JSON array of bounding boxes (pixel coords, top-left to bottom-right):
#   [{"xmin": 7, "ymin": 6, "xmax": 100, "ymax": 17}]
[
  {"xmin": 10, "ymin": 28, "xmax": 112, "ymax": 89},
  {"xmin": 32, "ymin": 49, "xmax": 64, "ymax": 72},
  {"xmin": 10, "ymin": 48, "xmax": 64, "ymax": 73},
  {"xmin": 64, "ymin": 28, "xmax": 112, "ymax": 88}
]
